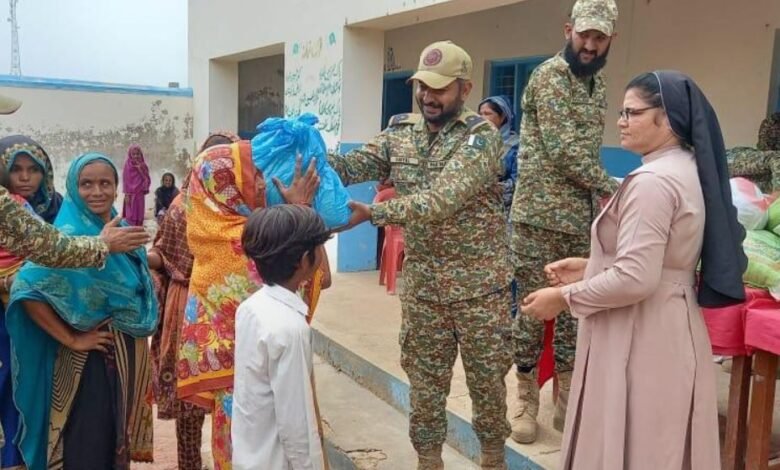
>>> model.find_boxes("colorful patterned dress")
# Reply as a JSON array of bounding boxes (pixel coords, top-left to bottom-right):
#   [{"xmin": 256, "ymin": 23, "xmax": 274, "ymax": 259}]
[
  {"xmin": 150, "ymin": 131, "xmax": 242, "ymax": 470},
  {"xmin": 150, "ymin": 191, "xmax": 212, "ymax": 470},
  {"xmin": 178, "ymin": 141, "xmax": 265, "ymax": 469}
]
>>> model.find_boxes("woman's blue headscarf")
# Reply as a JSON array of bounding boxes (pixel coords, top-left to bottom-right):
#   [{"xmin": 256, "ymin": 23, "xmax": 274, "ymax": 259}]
[
  {"xmin": 479, "ymin": 96, "xmax": 519, "ymax": 195},
  {"xmin": 6, "ymin": 153, "xmax": 157, "ymax": 469},
  {"xmin": 479, "ymin": 96, "xmax": 516, "ymax": 143}
]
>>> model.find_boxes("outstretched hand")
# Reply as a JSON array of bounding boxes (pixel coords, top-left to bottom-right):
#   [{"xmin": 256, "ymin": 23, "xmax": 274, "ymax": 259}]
[
  {"xmin": 100, "ymin": 216, "xmax": 150, "ymax": 253},
  {"xmin": 332, "ymin": 201, "xmax": 372, "ymax": 233},
  {"xmin": 273, "ymin": 155, "xmax": 320, "ymax": 205}
]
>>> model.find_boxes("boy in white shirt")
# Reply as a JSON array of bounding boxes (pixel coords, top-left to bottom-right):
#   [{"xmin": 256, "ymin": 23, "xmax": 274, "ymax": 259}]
[{"xmin": 232, "ymin": 205, "xmax": 331, "ymax": 470}]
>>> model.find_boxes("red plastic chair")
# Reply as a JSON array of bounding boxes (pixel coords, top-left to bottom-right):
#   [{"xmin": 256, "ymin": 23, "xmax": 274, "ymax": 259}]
[{"xmin": 374, "ymin": 188, "xmax": 404, "ymax": 295}]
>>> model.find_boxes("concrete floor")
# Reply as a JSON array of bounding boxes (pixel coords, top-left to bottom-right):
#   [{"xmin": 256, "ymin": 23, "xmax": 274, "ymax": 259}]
[
  {"xmin": 315, "ymin": 355, "xmax": 478, "ymax": 469},
  {"xmin": 312, "ymin": 271, "xmax": 780, "ymax": 469},
  {"xmin": 135, "ymin": 409, "xmax": 213, "ymax": 470},
  {"xmin": 138, "ymin": 270, "xmax": 780, "ymax": 469},
  {"xmin": 312, "ymin": 271, "xmax": 561, "ymax": 468}
]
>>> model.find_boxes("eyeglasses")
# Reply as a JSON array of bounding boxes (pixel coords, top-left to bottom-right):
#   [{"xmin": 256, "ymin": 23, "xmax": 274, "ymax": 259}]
[{"xmin": 618, "ymin": 105, "xmax": 660, "ymax": 122}]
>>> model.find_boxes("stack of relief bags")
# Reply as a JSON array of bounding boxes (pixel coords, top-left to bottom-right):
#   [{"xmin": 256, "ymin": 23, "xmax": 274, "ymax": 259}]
[{"xmin": 729, "ymin": 177, "xmax": 780, "ymax": 300}]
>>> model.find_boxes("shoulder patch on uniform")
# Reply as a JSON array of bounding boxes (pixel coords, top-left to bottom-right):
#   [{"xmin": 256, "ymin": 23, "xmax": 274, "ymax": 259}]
[
  {"xmin": 463, "ymin": 113, "xmax": 490, "ymax": 132},
  {"xmin": 387, "ymin": 113, "xmax": 421, "ymax": 128},
  {"xmin": 466, "ymin": 134, "xmax": 487, "ymax": 150}
]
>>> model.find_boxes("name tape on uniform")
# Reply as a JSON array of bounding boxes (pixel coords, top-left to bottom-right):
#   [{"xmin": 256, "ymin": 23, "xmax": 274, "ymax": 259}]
[{"xmin": 390, "ymin": 156, "xmax": 420, "ymax": 165}]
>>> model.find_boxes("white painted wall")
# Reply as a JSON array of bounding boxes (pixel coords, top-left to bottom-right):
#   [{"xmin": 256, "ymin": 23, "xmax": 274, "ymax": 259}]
[
  {"xmin": 341, "ymin": 28, "xmax": 386, "ymax": 144},
  {"xmin": 0, "ymin": 83, "xmax": 194, "ymax": 217},
  {"xmin": 385, "ymin": 0, "xmax": 568, "ymax": 119},
  {"xmin": 384, "ymin": 0, "xmax": 780, "ymax": 147},
  {"xmin": 191, "ymin": 0, "xmax": 780, "ymax": 147},
  {"xmin": 612, "ymin": 0, "xmax": 780, "ymax": 147},
  {"xmin": 284, "ymin": 29, "xmax": 345, "ymax": 148},
  {"xmin": 207, "ymin": 60, "xmax": 239, "ymax": 140},
  {"xmin": 190, "ymin": 0, "xmax": 780, "ymax": 269},
  {"xmin": 188, "ymin": 0, "xmax": 527, "ymax": 145}
]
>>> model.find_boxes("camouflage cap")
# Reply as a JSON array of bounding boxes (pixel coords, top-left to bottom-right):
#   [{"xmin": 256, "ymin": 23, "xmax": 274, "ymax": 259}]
[
  {"xmin": 0, "ymin": 93, "xmax": 21, "ymax": 115},
  {"xmin": 571, "ymin": 0, "xmax": 618, "ymax": 36},
  {"xmin": 409, "ymin": 41, "xmax": 472, "ymax": 90}
]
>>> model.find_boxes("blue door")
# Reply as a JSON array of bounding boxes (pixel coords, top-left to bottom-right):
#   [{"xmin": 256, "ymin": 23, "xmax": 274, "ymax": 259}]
[
  {"xmin": 489, "ymin": 56, "xmax": 549, "ymax": 130},
  {"xmin": 382, "ymin": 71, "xmax": 414, "ymax": 128}
]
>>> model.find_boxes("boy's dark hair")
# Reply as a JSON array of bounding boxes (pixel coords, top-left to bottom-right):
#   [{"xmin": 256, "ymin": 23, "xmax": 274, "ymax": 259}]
[{"xmin": 242, "ymin": 205, "xmax": 332, "ymax": 286}]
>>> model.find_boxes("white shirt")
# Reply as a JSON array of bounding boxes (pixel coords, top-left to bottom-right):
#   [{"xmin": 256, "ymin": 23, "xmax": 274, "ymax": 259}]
[{"xmin": 232, "ymin": 284, "xmax": 325, "ymax": 470}]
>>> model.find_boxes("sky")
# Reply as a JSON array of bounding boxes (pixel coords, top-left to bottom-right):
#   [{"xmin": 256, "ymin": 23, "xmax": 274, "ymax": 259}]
[{"xmin": 0, "ymin": 0, "xmax": 188, "ymax": 86}]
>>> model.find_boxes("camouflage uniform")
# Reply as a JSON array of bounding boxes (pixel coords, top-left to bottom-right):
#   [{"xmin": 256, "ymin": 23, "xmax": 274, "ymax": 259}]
[
  {"xmin": 0, "ymin": 185, "xmax": 108, "ymax": 268},
  {"xmin": 727, "ymin": 114, "xmax": 780, "ymax": 194},
  {"xmin": 727, "ymin": 147, "xmax": 780, "ymax": 194},
  {"xmin": 328, "ymin": 108, "xmax": 514, "ymax": 451},
  {"xmin": 509, "ymin": 53, "xmax": 619, "ymax": 372}
]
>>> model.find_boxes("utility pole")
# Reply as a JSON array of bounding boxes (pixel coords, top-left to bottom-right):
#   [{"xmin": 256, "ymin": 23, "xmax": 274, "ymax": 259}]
[{"xmin": 8, "ymin": 0, "xmax": 21, "ymax": 76}]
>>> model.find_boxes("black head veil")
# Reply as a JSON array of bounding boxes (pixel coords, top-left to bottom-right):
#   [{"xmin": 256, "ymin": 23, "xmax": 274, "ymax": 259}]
[{"xmin": 653, "ymin": 70, "xmax": 747, "ymax": 307}]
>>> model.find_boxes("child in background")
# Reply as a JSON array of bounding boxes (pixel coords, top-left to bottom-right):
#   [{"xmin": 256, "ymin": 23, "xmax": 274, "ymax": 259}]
[{"xmin": 232, "ymin": 205, "xmax": 331, "ymax": 470}]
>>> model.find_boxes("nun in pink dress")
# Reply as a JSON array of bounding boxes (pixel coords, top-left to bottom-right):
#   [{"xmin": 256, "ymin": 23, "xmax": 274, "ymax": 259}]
[{"xmin": 521, "ymin": 70, "xmax": 747, "ymax": 470}]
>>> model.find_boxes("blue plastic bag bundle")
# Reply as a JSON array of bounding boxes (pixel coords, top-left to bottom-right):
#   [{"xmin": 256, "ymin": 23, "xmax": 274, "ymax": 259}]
[{"xmin": 251, "ymin": 113, "xmax": 352, "ymax": 228}]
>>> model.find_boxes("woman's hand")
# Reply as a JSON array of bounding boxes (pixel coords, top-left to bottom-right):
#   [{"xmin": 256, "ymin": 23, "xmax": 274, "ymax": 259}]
[
  {"xmin": 521, "ymin": 287, "xmax": 567, "ymax": 321},
  {"xmin": 544, "ymin": 257, "xmax": 588, "ymax": 287},
  {"xmin": 274, "ymin": 155, "xmax": 320, "ymax": 205},
  {"xmin": 68, "ymin": 320, "xmax": 114, "ymax": 353}
]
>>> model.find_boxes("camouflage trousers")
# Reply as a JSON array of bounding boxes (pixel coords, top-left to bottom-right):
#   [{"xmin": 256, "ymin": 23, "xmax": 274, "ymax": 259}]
[
  {"xmin": 399, "ymin": 288, "xmax": 513, "ymax": 451},
  {"xmin": 511, "ymin": 223, "xmax": 590, "ymax": 372}
]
